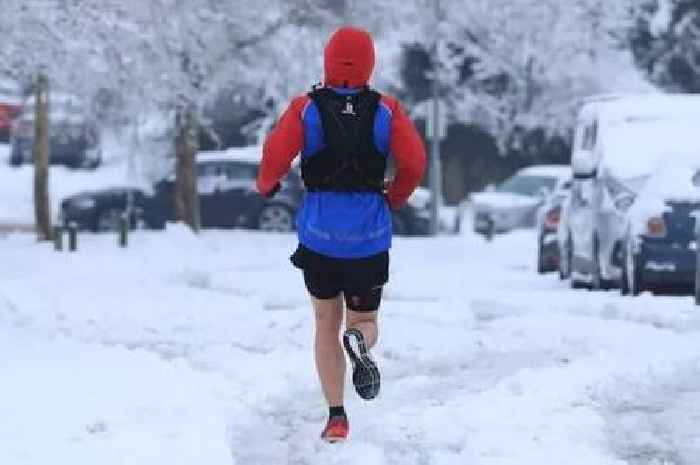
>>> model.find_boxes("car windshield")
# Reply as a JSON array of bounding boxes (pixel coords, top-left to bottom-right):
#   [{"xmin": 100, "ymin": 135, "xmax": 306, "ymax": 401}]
[
  {"xmin": 497, "ymin": 175, "xmax": 557, "ymax": 197},
  {"xmin": 618, "ymin": 175, "xmax": 650, "ymax": 194}
]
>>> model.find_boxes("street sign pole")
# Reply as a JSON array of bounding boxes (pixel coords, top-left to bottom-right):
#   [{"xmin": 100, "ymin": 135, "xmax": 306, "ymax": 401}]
[{"xmin": 429, "ymin": 0, "xmax": 443, "ymax": 236}]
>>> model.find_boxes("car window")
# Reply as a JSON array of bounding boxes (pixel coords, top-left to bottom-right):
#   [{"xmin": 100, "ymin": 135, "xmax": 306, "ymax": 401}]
[
  {"xmin": 223, "ymin": 162, "xmax": 257, "ymax": 180},
  {"xmin": 497, "ymin": 175, "xmax": 557, "ymax": 197},
  {"xmin": 197, "ymin": 162, "xmax": 223, "ymax": 178}
]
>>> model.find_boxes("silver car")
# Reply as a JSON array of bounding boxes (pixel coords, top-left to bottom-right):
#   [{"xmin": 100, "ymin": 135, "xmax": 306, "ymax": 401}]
[{"xmin": 471, "ymin": 165, "xmax": 570, "ymax": 236}]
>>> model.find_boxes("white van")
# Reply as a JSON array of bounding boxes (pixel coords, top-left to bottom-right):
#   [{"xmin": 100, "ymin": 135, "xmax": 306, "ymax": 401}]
[{"xmin": 559, "ymin": 93, "xmax": 700, "ymax": 289}]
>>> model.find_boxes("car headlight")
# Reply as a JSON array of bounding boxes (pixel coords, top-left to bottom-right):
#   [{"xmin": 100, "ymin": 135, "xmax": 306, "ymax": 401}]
[
  {"xmin": 407, "ymin": 187, "xmax": 432, "ymax": 211},
  {"xmin": 70, "ymin": 197, "xmax": 96, "ymax": 210}
]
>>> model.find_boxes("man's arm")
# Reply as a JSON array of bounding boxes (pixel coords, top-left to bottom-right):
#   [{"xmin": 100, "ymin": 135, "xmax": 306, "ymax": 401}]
[
  {"xmin": 383, "ymin": 97, "xmax": 427, "ymax": 210},
  {"xmin": 256, "ymin": 96, "xmax": 308, "ymax": 196}
]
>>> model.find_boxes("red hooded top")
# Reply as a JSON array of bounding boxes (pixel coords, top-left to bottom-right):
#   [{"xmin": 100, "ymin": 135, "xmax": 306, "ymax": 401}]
[{"xmin": 257, "ymin": 26, "xmax": 426, "ymax": 210}]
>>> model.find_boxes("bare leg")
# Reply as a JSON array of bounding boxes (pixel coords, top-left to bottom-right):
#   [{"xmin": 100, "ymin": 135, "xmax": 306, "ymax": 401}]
[
  {"xmin": 312, "ymin": 296, "xmax": 345, "ymax": 407},
  {"xmin": 346, "ymin": 309, "xmax": 378, "ymax": 348}
]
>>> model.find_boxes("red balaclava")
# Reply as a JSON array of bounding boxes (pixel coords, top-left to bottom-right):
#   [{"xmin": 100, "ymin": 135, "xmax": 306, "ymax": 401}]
[{"xmin": 324, "ymin": 26, "xmax": 375, "ymax": 88}]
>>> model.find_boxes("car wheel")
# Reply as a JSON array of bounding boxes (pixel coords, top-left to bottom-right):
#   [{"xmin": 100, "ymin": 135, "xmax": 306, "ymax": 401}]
[
  {"xmin": 257, "ymin": 204, "xmax": 294, "ymax": 233},
  {"xmin": 96, "ymin": 208, "xmax": 123, "ymax": 232},
  {"xmin": 695, "ymin": 251, "xmax": 700, "ymax": 305},
  {"xmin": 537, "ymin": 235, "xmax": 546, "ymax": 274},
  {"xmin": 81, "ymin": 158, "xmax": 100, "ymax": 170},
  {"xmin": 131, "ymin": 215, "xmax": 148, "ymax": 230},
  {"xmin": 9, "ymin": 148, "xmax": 23, "ymax": 167},
  {"xmin": 392, "ymin": 214, "xmax": 408, "ymax": 236},
  {"xmin": 559, "ymin": 235, "xmax": 572, "ymax": 280}
]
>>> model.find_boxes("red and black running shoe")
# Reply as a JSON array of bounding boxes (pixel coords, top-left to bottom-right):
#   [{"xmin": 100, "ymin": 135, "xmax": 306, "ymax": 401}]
[
  {"xmin": 343, "ymin": 328, "xmax": 381, "ymax": 400},
  {"xmin": 321, "ymin": 415, "xmax": 349, "ymax": 443}
]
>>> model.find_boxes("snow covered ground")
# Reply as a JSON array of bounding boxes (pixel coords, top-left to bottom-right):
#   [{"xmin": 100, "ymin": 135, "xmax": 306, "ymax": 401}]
[{"xmin": 2, "ymin": 224, "xmax": 700, "ymax": 465}]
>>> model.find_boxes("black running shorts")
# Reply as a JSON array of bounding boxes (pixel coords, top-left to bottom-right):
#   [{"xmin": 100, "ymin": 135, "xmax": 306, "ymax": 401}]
[{"xmin": 291, "ymin": 244, "xmax": 388, "ymax": 312}]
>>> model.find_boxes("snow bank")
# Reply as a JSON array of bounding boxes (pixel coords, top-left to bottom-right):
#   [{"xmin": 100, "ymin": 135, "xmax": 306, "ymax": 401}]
[{"xmin": 2, "ymin": 226, "xmax": 700, "ymax": 463}]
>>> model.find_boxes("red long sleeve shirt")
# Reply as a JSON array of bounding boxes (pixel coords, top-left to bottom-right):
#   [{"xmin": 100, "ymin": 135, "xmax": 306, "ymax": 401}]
[{"xmin": 257, "ymin": 93, "xmax": 426, "ymax": 210}]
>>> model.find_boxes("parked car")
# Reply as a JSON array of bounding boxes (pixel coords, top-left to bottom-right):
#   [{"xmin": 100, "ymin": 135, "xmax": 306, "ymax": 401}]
[
  {"xmin": 563, "ymin": 93, "xmax": 700, "ymax": 290},
  {"xmin": 0, "ymin": 78, "xmax": 23, "ymax": 143},
  {"xmin": 619, "ymin": 160, "xmax": 700, "ymax": 295},
  {"xmin": 472, "ymin": 165, "xmax": 570, "ymax": 236},
  {"xmin": 536, "ymin": 177, "xmax": 572, "ymax": 273},
  {"xmin": 60, "ymin": 187, "xmax": 167, "ymax": 232},
  {"xmin": 9, "ymin": 93, "xmax": 102, "ymax": 169},
  {"xmin": 60, "ymin": 147, "xmax": 432, "ymax": 235}
]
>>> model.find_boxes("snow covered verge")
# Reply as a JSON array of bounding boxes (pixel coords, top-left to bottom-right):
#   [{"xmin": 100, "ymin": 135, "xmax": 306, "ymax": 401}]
[{"xmin": 2, "ymin": 227, "xmax": 700, "ymax": 464}]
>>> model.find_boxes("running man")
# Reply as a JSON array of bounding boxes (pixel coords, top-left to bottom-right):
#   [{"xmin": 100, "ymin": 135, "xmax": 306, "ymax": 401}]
[{"xmin": 257, "ymin": 26, "xmax": 426, "ymax": 442}]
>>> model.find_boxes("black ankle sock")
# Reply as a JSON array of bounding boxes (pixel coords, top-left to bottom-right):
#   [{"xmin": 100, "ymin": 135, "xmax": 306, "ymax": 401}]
[{"xmin": 329, "ymin": 406, "xmax": 346, "ymax": 418}]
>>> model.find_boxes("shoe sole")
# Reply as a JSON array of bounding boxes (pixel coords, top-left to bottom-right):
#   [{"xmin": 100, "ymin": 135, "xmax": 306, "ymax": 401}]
[{"xmin": 343, "ymin": 328, "xmax": 380, "ymax": 400}]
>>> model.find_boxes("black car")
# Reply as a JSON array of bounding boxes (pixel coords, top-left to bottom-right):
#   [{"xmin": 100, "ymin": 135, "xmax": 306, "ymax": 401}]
[
  {"xmin": 60, "ymin": 187, "xmax": 167, "ymax": 232},
  {"xmin": 9, "ymin": 94, "xmax": 102, "ymax": 169},
  {"xmin": 619, "ymin": 164, "xmax": 700, "ymax": 295},
  {"xmin": 60, "ymin": 149, "xmax": 432, "ymax": 235}
]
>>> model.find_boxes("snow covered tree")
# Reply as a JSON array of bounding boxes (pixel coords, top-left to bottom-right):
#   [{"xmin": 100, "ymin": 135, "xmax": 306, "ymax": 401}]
[
  {"xmin": 0, "ymin": 0, "xmax": 327, "ymax": 232},
  {"xmin": 630, "ymin": 0, "xmax": 700, "ymax": 92},
  {"xmin": 391, "ymin": 0, "xmax": 640, "ymax": 151}
]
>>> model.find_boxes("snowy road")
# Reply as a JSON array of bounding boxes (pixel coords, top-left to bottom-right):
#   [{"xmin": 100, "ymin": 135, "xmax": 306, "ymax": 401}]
[{"xmin": 1, "ymin": 227, "xmax": 700, "ymax": 465}]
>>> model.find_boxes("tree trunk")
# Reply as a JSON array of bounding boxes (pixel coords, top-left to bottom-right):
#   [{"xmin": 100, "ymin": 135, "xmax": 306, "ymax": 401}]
[
  {"xmin": 174, "ymin": 106, "xmax": 200, "ymax": 232},
  {"xmin": 34, "ymin": 73, "xmax": 52, "ymax": 241}
]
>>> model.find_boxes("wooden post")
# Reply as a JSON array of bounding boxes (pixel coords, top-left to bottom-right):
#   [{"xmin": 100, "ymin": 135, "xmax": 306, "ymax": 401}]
[
  {"xmin": 68, "ymin": 222, "xmax": 78, "ymax": 252},
  {"xmin": 53, "ymin": 225, "xmax": 63, "ymax": 251},
  {"xmin": 485, "ymin": 215, "xmax": 494, "ymax": 242},
  {"xmin": 174, "ymin": 105, "xmax": 200, "ymax": 232},
  {"xmin": 118, "ymin": 213, "xmax": 128, "ymax": 248},
  {"xmin": 34, "ymin": 73, "xmax": 52, "ymax": 241}
]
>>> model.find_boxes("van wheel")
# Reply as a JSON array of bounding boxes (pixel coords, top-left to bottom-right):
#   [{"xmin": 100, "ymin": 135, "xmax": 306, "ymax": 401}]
[
  {"xmin": 559, "ymin": 235, "xmax": 572, "ymax": 280},
  {"xmin": 257, "ymin": 204, "xmax": 294, "ymax": 232}
]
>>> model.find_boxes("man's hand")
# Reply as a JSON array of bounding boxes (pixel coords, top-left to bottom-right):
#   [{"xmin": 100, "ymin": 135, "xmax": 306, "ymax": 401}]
[{"xmin": 262, "ymin": 182, "xmax": 281, "ymax": 199}]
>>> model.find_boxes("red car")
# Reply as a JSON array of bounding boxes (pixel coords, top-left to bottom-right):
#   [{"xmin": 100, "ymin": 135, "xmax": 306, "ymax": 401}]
[{"xmin": 0, "ymin": 78, "xmax": 23, "ymax": 143}]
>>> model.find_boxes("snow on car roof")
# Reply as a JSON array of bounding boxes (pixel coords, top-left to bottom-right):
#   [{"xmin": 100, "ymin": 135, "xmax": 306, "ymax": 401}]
[
  {"xmin": 517, "ymin": 165, "xmax": 570, "ymax": 179},
  {"xmin": 642, "ymin": 157, "xmax": 700, "ymax": 201},
  {"xmin": 581, "ymin": 94, "xmax": 700, "ymax": 180},
  {"xmin": 197, "ymin": 146, "xmax": 263, "ymax": 165},
  {"xmin": 583, "ymin": 93, "xmax": 700, "ymax": 123}
]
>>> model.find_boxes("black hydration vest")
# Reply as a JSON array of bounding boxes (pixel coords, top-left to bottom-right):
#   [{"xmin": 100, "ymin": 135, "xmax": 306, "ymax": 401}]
[{"xmin": 301, "ymin": 87, "xmax": 386, "ymax": 194}]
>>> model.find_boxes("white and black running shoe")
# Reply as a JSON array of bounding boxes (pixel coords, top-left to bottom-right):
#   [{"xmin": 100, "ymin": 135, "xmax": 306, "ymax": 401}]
[{"xmin": 342, "ymin": 328, "xmax": 380, "ymax": 400}]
